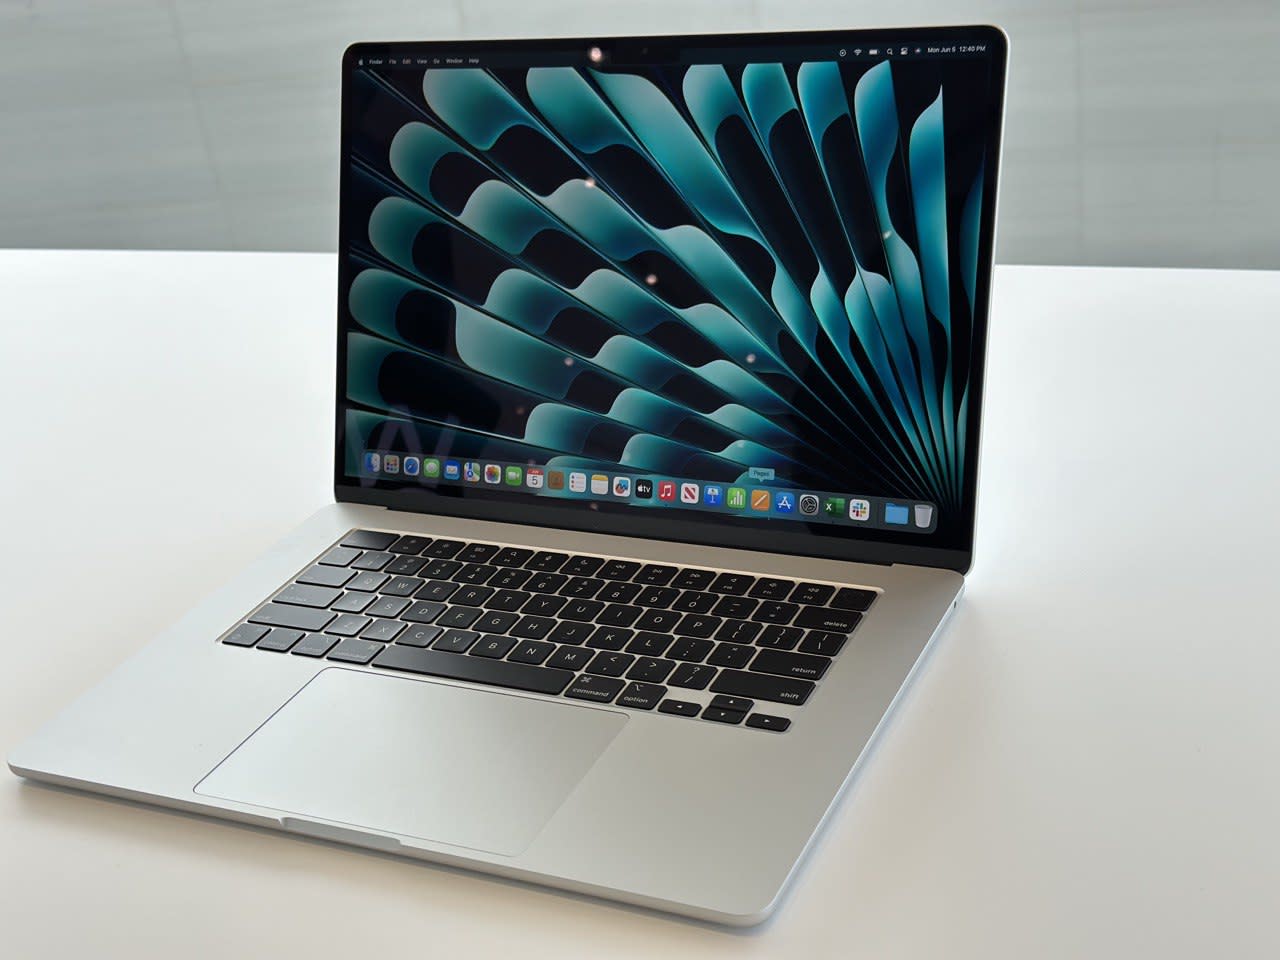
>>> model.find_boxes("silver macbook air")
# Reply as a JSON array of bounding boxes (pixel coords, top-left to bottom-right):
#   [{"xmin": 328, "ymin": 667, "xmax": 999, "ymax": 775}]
[{"xmin": 10, "ymin": 25, "xmax": 1007, "ymax": 924}]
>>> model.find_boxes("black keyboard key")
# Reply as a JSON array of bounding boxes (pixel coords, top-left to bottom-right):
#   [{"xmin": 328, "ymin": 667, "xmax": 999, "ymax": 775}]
[
  {"xmin": 319, "ymin": 546, "xmax": 361, "ymax": 567},
  {"xmin": 360, "ymin": 619, "xmax": 405, "ymax": 643},
  {"xmin": 748, "ymin": 576, "xmax": 796, "ymax": 600},
  {"xmin": 546, "ymin": 645, "xmax": 593, "ymax": 671},
  {"xmin": 756, "ymin": 625, "xmax": 803, "ymax": 650},
  {"xmin": 374, "ymin": 645, "xmax": 574, "ymax": 695},
  {"xmin": 453, "ymin": 563, "xmax": 497, "ymax": 585},
  {"xmin": 526, "ymin": 551, "xmax": 569, "ymax": 571},
  {"xmin": 753, "ymin": 601, "xmax": 799, "ymax": 624},
  {"xmin": 384, "ymin": 555, "xmax": 428, "ymax": 576},
  {"xmin": 330, "ymin": 592, "xmax": 375, "ymax": 614},
  {"xmin": 598, "ymin": 559, "xmax": 641, "ymax": 581},
  {"xmin": 521, "ymin": 594, "xmax": 567, "ymax": 617},
  {"xmin": 510, "ymin": 615, "xmax": 556, "ymax": 639},
  {"xmin": 548, "ymin": 621, "xmax": 593, "ymax": 645},
  {"xmin": 525, "ymin": 571, "xmax": 567, "ymax": 594},
  {"xmin": 347, "ymin": 572, "xmax": 389, "ymax": 592},
  {"xmin": 398, "ymin": 625, "xmax": 442, "ymax": 647},
  {"xmin": 350, "ymin": 551, "xmax": 393, "ymax": 571},
  {"xmin": 493, "ymin": 547, "xmax": 534, "ymax": 567},
  {"xmin": 256, "ymin": 627, "xmax": 304, "ymax": 652},
  {"xmin": 710, "ymin": 694, "xmax": 754, "ymax": 713},
  {"xmin": 831, "ymin": 587, "xmax": 877, "ymax": 611},
  {"xmin": 562, "ymin": 555, "xmax": 604, "ymax": 577},
  {"xmin": 415, "ymin": 580, "xmax": 459, "ymax": 602},
  {"xmin": 327, "ymin": 638, "xmax": 382, "ymax": 664},
  {"xmin": 564, "ymin": 674, "xmax": 625, "ymax": 704},
  {"xmin": 675, "ymin": 613, "xmax": 721, "ymax": 638},
  {"xmin": 585, "ymin": 651, "xmax": 634, "ymax": 677},
  {"xmin": 672, "ymin": 590, "xmax": 718, "ymax": 614},
  {"xmin": 670, "ymin": 568, "xmax": 715, "ymax": 590},
  {"xmin": 422, "ymin": 559, "xmax": 463, "ymax": 579},
  {"xmin": 633, "ymin": 586, "xmax": 679, "ymax": 608},
  {"xmin": 711, "ymin": 669, "xmax": 815, "ymax": 705},
  {"xmin": 707, "ymin": 642, "xmax": 754, "ymax": 668},
  {"xmin": 626, "ymin": 631, "xmax": 673, "ymax": 656},
  {"xmin": 751, "ymin": 649, "xmax": 831, "ymax": 680},
  {"xmin": 667, "ymin": 637, "xmax": 714, "ymax": 662},
  {"xmin": 380, "ymin": 575, "xmax": 422, "ymax": 597},
  {"xmin": 587, "ymin": 626, "xmax": 633, "ymax": 651},
  {"xmin": 223, "ymin": 623, "xmax": 268, "ymax": 647},
  {"xmin": 326, "ymin": 614, "xmax": 371, "ymax": 637},
  {"xmin": 433, "ymin": 628, "xmax": 479, "ymax": 653},
  {"xmin": 634, "ymin": 564, "xmax": 678, "ymax": 585},
  {"xmin": 508, "ymin": 640, "xmax": 555, "ymax": 665},
  {"xmin": 790, "ymin": 582, "xmax": 835, "ymax": 606},
  {"xmin": 388, "ymin": 534, "xmax": 432, "ymax": 554},
  {"xmin": 626, "ymin": 657, "xmax": 675, "ymax": 683},
  {"xmin": 712, "ymin": 596, "xmax": 758, "ymax": 619},
  {"xmin": 490, "ymin": 567, "xmax": 533, "ymax": 590},
  {"xmin": 595, "ymin": 603, "xmax": 642, "ymax": 627},
  {"xmin": 365, "ymin": 596, "xmax": 410, "ymax": 619},
  {"xmin": 658, "ymin": 699, "xmax": 701, "ymax": 717},
  {"xmin": 746, "ymin": 713, "xmax": 791, "ymax": 732},
  {"xmin": 456, "ymin": 543, "xmax": 500, "ymax": 563},
  {"xmin": 794, "ymin": 608, "xmax": 862, "ymax": 633},
  {"xmin": 617, "ymin": 682, "xmax": 666, "ymax": 711},
  {"xmin": 597, "ymin": 581, "xmax": 641, "ymax": 605},
  {"xmin": 703, "ymin": 707, "xmax": 746, "ymax": 725},
  {"xmin": 799, "ymin": 630, "xmax": 848, "ymax": 656},
  {"xmin": 249, "ymin": 603, "xmax": 334, "ymax": 632},
  {"xmin": 276, "ymin": 583, "xmax": 342, "ymax": 608},
  {"xmin": 561, "ymin": 577, "xmax": 605, "ymax": 599},
  {"xmin": 471, "ymin": 634, "xmax": 518, "ymax": 659},
  {"xmin": 296, "ymin": 565, "xmax": 354, "ymax": 588},
  {"xmin": 421, "ymin": 538, "xmax": 465, "ymax": 558},
  {"xmin": 710, "ymin": 572, "xmax": 754, "ymax": 595},
  {"xmin": 341, "ymin": 530, "xmax": 398, "ymax": 550},
  {"xmin": 402, "ymin": 600, "xmax": 446, "ymax": 624},
  {"xmin": 716, "ymin": 619, "xmax": 762, "ymax": 645},
  {"xmin": 452, "ymin": 585, "xmax": 494, "ymax": 607},
  {"xmin": 472, "ymin": 610, "xmax": 518, "ymax": 634},
  {"xmin": 561, "ymin": 599, "xmax": 604, "ymax": 622},
  {"xmin": 668, "ymin": 663, "xmax": 715, "ymax": 689},
  {"xmin": 436, "ymin": 606, "xmax": 482, "ymax": 629},
  {"xmin": 633, "ymin": 608, "xmax": 682, "ymax": 633},
  {"xmin": 291, "ymin": 633, "xmax": 338, "ymax": 658}
]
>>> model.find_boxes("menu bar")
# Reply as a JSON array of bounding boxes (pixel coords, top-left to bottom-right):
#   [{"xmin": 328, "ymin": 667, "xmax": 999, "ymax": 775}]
[{"xmin": 353, "ymin": 40, "xmax": 990, "ymax": 71}]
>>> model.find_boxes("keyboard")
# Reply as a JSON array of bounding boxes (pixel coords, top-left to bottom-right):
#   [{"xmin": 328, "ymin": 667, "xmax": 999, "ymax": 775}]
[{"xmin": 220, "ymin": 529, "xmax": 878, "ymax": 732}]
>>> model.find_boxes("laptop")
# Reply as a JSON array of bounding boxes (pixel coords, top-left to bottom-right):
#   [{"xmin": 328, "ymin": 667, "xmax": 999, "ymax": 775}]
[{"xmin": 10, "ymin": 25, "xmax": 1007, "ymax": 924}]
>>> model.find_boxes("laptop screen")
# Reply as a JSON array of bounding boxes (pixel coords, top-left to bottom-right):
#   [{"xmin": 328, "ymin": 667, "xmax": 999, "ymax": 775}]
[{"xmin": 337, "ymin": 28, "xmax": 1005, "ymax": 567}]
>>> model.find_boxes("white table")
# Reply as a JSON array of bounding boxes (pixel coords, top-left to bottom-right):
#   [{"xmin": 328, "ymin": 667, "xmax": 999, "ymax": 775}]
[{"xmin": 3, "ymin": 251, "xmax": 1278, "ymax": 958}]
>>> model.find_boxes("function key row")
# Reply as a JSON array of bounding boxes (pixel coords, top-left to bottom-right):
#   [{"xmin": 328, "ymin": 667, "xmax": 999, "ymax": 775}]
[{"xmin": 333, "ymin": 530, "xmax": 878, "ymax": 611}]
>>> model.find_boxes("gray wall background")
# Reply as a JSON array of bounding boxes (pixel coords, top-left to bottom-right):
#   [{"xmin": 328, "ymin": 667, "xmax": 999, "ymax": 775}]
[{"xmin": 2, "ymin": 0, "xmax": 1277, "ymax": 268}]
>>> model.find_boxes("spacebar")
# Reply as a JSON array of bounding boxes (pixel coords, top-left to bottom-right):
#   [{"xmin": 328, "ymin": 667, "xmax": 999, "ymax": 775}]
[{"xmin": 372, "ymin": 645, "xmax": 574, "ymax": 695}]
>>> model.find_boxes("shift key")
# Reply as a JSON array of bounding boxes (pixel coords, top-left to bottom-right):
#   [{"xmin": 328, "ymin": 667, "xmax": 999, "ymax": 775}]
[
  {"xmin": 249, "ymin": 602, "xmax": 336, "ymax": 632},
  {"xmin": 710, "ymin": 669, "xmax": 814, "ymax": 706}
]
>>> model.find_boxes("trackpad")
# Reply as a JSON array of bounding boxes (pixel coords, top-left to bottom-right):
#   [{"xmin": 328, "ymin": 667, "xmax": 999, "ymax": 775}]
[{"xmin": 196, "ymin": 668, "xmax": 627, "ymax": 856}]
